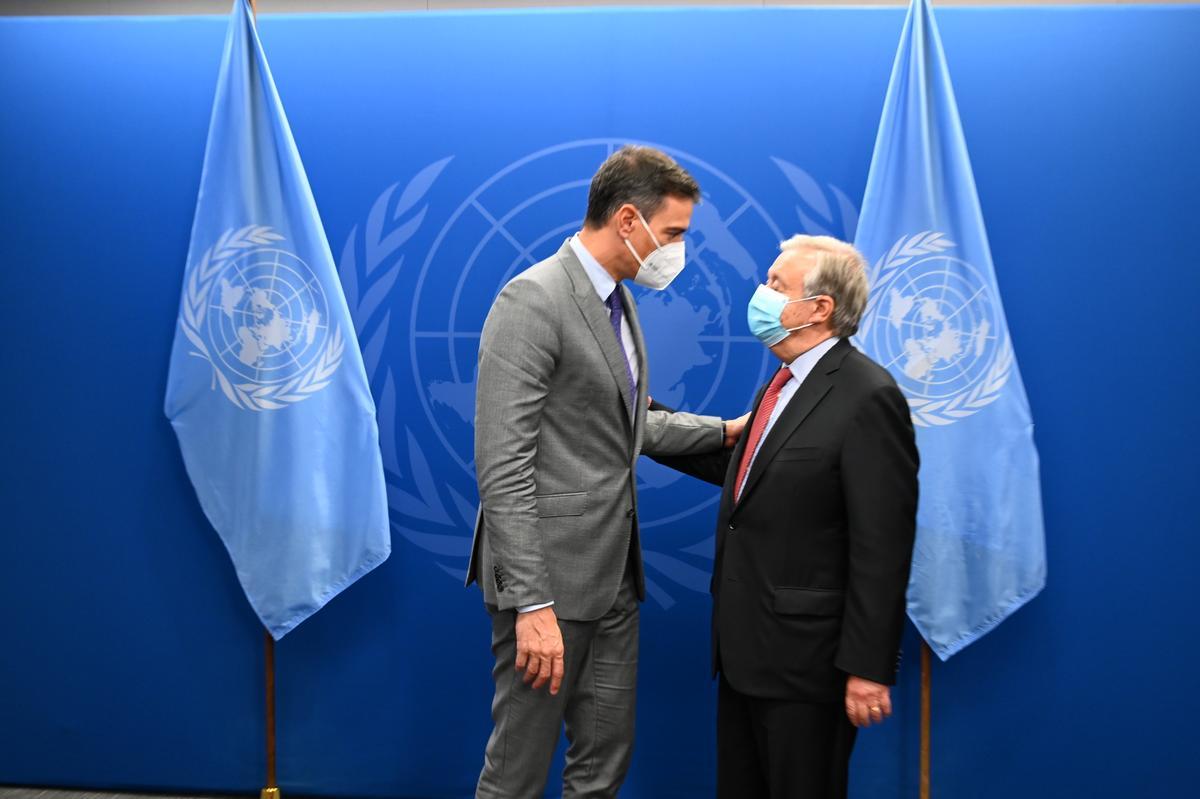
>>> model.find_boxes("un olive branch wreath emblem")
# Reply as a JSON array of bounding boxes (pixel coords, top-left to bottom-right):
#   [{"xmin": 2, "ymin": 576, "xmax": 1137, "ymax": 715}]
[
  {"xmin": 179, "ymin": 225, "xmax": 344, "ymax": 411},
  {"xmin": 338, "ymin": 157, "xmax": 478, "ymax": 578},
  {"xmin": 904, "ymin": 335, "xmax": 1012, "ymax": 427},
  {"xmin": 862, "ymin": 231, "xmax": 1013, "ymax": 428}
]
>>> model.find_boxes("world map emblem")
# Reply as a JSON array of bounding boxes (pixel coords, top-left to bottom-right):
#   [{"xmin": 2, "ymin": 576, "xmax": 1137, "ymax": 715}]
[
  {"xmin": 857, "ymin": 232, "xmax": 1013, "ymax": 427},
  {"xmin": 340, "ymin": 141, "xmax": 860, "ymax": 605},
  {"xmin": 179, "ymin": 225, "xmax": 344, "ymax": 411}
]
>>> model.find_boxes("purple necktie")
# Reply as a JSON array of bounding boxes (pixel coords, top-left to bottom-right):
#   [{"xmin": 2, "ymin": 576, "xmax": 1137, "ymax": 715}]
[{"xmin": 605, "ymin": 289, "xmax": 637, "ymax": 411}]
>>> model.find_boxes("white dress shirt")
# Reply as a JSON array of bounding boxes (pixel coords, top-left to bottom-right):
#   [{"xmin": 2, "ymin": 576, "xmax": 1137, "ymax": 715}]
[
  {"xmin": 735, "ymin": 337, "xmax": 842, "ymax": 499},
  {"xmin": 518, "ymin": 236, "xmax": 641, "ymax": 614}
]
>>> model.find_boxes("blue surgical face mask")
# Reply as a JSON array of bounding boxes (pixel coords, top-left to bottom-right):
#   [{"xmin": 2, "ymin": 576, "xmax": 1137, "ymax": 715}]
[{"xmin": 747, "ymin": 284, "xmax": 821, "ymax": 347}]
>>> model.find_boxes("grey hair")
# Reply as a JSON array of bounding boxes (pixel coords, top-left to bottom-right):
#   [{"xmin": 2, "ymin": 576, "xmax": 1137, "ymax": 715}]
[{"xmin": 780, "ymin": 234, "xmax": 870, "ymax": 337}]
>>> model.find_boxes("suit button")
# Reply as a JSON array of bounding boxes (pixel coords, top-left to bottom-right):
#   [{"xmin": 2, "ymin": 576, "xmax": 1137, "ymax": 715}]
[
  {"xmin": 728, "ymin": 523, "xmax": 736, "ymax": 531},
  {"xmin": 626, "ymin": 508, "xmax": 635, "ymax": 518}
]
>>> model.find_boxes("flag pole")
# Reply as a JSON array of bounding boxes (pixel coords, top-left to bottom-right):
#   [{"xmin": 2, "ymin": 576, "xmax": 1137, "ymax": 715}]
[
  {"xmin": 251, "ymin": 6, "xmax": 277, "ymax": 799},
  {"xmin": 249, "ymin": 1, "xmax": 277, "ymax": 782},
  {"xmin": 920, "ymin": 642, "xmax": 932, "ymax": 799},
  {"xmin": 241, "ymin": 0, "xmax": 280, "ymax": 766},
  {"xmin": 247, "ymin": 0, "xmax": 279, "ymax": 774},
  {"xmin": 261, "ymin": 629, "xmax": 280, "ymax": 799}
]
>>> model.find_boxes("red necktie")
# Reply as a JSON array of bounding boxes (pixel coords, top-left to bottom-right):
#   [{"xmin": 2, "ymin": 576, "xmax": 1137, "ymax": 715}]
[{"xmin": 734, "ymin": 366, "xmax": 793, "ymax": 503}]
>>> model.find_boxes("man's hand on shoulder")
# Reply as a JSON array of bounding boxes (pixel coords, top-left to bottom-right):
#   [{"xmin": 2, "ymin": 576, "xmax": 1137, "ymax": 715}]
[
  {"xmin": 845, "ymin": 675, "xmax": 892, "ymax": 728},
  {"xmin": 723, "ymin": 412, "xmax": 751, "ymax": 448},
  {"xmin": 515, "ymin": 605, "xmax": 565, "ymax": 695}
]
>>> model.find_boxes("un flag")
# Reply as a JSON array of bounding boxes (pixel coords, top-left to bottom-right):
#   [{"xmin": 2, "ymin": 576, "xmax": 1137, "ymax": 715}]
[
  {"xmin": 164, "ymin": 0, "xmax": 389, "ymax": 639},
  {"xmin": 854, "ymin": 0, "xmax": 1046, "ymax": 659}
]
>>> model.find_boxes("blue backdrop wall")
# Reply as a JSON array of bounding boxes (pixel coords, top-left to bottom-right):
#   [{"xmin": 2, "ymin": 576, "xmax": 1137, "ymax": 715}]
[{"xmin": 1, "ymin": 5, "xmax": 1198, "ymax": 798}]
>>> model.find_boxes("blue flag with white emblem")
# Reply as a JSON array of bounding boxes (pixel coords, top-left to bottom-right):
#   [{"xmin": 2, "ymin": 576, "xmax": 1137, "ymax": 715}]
[
  {"xmin": 853, "ymin": 0, "xmax": 1046, "ymax": 659},
  {"xmin": 164, "ymin": 0, "xmax": 389, "ymax": 639}
]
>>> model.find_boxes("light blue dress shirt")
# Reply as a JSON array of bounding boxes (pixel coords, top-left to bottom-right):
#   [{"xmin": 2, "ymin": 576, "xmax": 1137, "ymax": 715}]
[
  {"xmin": 736, "ymin": 336, "xmax": 842, "ymax": 498},
  {"xmin": 569, "ymin": 234, "xmax": 639, "ymax": 393}
]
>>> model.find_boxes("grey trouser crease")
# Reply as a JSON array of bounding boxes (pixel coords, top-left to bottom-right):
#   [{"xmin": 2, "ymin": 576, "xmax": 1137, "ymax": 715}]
[{"xmin": 476, "ymin": 568, "xmax": 639, "ymax": 799}]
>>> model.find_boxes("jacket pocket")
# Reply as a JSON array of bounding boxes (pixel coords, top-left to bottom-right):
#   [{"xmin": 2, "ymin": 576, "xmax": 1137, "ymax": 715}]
[
  {"xmin": 774, "ymin": 445, "xmax": 823, "ymax": 462},
  {"xmin": 534, "ymin": 491, "xmax": 588, "ymax": 518},
  {"xmin": 772, "ymin": 586, "xmax": 844, "ymax": 616}
]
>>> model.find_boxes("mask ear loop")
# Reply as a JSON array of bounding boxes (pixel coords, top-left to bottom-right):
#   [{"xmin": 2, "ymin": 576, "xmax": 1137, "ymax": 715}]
[
  {"xmin": 782, "ymin": 295, "xmax": 822, "ymax": 305},
  {"xmin": 623, "ymin": 208, "xmax": 663, "ymax": 268},
  {"xmin": 634, "ymin": 208, "xmax": 665, "ymax": 251},
  {"xmin": 780, "ymin": 295, "xmax": 822, "ymax": 334}
]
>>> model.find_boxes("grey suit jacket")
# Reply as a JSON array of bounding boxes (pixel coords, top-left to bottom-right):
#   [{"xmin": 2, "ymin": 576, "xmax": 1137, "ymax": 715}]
[{"xmin": 466, "ymin": 239, "xmax": 723, "ymax": 620}]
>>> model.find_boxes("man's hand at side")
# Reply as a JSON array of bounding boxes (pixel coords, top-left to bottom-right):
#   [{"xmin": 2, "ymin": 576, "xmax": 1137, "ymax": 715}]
[
  {"xmin": 515, "ymin": 605, "xmax": 566, "ymax": 695},
  {"xmin": 845, "ymin": 675, "xmax": 892, "ymax": 727}
]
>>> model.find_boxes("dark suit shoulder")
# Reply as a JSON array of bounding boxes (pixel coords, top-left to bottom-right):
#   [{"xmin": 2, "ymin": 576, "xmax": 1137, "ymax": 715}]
[{"xmin": 840, "ymin": 345, "xmax": 904, "ymax": 395}]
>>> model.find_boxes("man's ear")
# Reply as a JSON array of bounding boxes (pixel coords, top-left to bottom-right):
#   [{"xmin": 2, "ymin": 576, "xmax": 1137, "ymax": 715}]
[
  {"xmin": 613, "ymin": 203, "xmax": 639, "ymax": 238},
  {"xmin": 811, "ymin": 295, "xmax": 836, "ymax": 325}
]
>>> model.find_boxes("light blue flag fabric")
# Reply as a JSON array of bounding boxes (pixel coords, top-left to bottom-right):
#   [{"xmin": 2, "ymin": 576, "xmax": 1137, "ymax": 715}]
[
  {"xmin": 853, "ymin": 0, "xmax": 1046, "ymax": 659},
  {"xmin": 165, "ymin": 0, "xmax": 389, "ymax": 639}
]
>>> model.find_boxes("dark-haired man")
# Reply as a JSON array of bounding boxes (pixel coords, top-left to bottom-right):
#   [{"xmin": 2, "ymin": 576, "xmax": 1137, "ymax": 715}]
[{"xmin": 467, "ymin": 146, "xmax": 747, "ymax": 798}]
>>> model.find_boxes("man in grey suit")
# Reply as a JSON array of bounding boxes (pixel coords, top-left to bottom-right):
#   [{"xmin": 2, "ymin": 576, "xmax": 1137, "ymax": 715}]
[{"xmin": 467, "ymin": 146, "xmax": 745, "ymax": 798}]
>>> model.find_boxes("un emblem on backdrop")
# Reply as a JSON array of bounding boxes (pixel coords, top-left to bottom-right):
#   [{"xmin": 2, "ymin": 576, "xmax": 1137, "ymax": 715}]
[
  {"xmin": 179, "ymin": 225, "xmax": 343, "ymax": 411},
  {"xmin": 858, "ymin": 232, "xmax": 1013, "ymax": 427},
  {"xmin": 340, "ymin": 140, "xmax": 858, "ymax": 604}
]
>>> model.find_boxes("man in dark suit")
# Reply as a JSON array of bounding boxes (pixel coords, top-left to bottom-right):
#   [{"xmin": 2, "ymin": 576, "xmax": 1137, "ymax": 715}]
[{"xmin": 654, "ymin": 234, "xmax": 919, "ymax": 798}]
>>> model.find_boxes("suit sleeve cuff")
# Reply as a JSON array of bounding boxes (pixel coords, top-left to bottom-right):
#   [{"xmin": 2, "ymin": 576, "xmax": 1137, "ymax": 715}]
[{"xmin": 835, "ymin": 652, "xmax": 900, "ymax": 686}]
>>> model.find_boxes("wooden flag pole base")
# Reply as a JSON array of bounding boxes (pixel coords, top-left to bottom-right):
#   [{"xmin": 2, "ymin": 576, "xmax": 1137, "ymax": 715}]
[
  {"xmin": 263, "ymin": 629, "xmax": 280, "ymax": 799},
  {"xmin": 920, "ymin": 641, "xmax": 932, "ymax": 799}
]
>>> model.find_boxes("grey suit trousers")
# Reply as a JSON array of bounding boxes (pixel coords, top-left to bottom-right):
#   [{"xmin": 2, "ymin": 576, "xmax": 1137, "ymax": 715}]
[{"xmin": 476, "ymin": 564, "xmax": 639, "ymax": 799}]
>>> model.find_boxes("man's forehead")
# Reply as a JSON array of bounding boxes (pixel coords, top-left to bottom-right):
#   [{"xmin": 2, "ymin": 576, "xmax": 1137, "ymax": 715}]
[
  {"xmin": 773, "ymin": 247, "xmax": 816, "ymax": 274},
  {"xmin": 652, "ymin": 195, "xmax": 694, "ymax": 221}
]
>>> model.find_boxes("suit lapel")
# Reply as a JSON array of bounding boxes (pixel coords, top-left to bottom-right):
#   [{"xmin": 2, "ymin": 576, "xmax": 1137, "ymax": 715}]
[
  {"xmin": 721, "ymin": 382, "xmax": 766, "ymax": 514},
  {"xmin": 714, "ymin": 380, "xmax": 769, "ymax": 570},
  {"xmin": 561, "ymin": 242, "xmax": 635, "ymax": 430},
  {"xmin": 620, "ymin": 282, "xmax": 649, "ymax": 448},
  {"xmin": 734, "ymin": 339, "xmax": 853, "ymax": 509}
]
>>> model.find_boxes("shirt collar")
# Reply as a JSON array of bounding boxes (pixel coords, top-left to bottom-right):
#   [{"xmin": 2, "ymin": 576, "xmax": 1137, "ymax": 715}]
[
  {"xmin": 784, "ymin": 336, "xmax": 841, "ymax": 385},
  {"xmin": 569, "ymin": 234, "xmax": 618, "ymax": 302}
]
